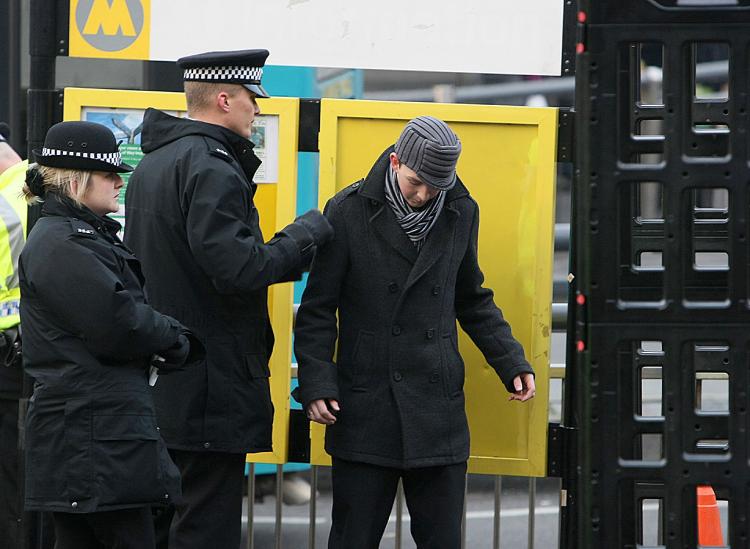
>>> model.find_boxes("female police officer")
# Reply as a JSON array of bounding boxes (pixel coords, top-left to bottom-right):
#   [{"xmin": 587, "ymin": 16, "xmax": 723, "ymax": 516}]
[{"xmin": 19, "ymin": 121, "xmax": 199, "ymax": 548}]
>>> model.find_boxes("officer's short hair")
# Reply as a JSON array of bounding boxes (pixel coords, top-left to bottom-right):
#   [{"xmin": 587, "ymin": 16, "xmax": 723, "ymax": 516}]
[
  {"xmin": 184, "ymin": 82, "xmax": 244, "ymax": 115},
  {"xmin": 23, "ymin": 166, "xmax": 92, "ymax": 206}
]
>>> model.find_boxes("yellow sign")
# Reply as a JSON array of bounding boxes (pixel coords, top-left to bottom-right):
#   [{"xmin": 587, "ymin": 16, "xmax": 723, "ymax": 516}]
[
  {"xmin": 310, "ymin": 99, "xmax": 557, "ymax": 476},
  {"xmin": 63, "ymin": 88, "xmax": 301, "ymax": 464},
  {"xmin": 69, "ymin": 0, "xmax": 151, "ymax": 60}
]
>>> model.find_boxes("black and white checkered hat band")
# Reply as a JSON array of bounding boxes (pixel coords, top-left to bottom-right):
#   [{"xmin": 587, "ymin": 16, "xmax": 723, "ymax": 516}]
[
  {"xmin": 184, "ymin": 65, "xmax": 263, "ymax": 82},
  {"xmin": 41, "ymin": 147, "xmax": 122, "ymax": 165}
]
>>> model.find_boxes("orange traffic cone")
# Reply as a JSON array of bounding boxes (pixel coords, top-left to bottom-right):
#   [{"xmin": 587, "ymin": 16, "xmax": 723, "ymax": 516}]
[{"xmin": 696, "ymin": 485, "xmax": 724, "ymax": 546}]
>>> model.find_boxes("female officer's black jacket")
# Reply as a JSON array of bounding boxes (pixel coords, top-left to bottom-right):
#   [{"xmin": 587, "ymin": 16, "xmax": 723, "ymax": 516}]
[{"xmin": 19, "ymin": 194, "xmax": 184, "ymax": 513}]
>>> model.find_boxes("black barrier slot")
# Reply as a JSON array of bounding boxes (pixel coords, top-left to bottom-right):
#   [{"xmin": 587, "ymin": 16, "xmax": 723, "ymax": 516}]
[
  {"xmin": 640, "ymin": 497, "xmax": 664, "ymax": 546},
  {"xmin": 638, "ymin": 182, "xmax": 665, "ymax": 222},
  {"xmin": 638, "ymin": 433, "xmax": 665, "ymax": 461},
  {"xmin": 685, "ymin": 188, "xmax": 730, "ymax": 303},
  {"xmin": 693, "ymin": 42, "xmax": 730, "ymax": 100},
  {"xmin": 640, "ymin": 366, "xmax": 663, "ymax": 417},
  {"xmin": 694, "ymin": 252, "xmax": 729, "ymax": 270},
  {"xmin": 639, "ymin": 43, "xmax": 665, "ymax": 106},
  {"xmin": 696, "ymin": 372, "xmax": 729, "ymax": 412},
  {"xmin": 622, "ymin": 43, "xmax": 667, "ymax": 166},
  {"xmin": 618, "ymin": 183, "xmax": 666, "ymax": 303}
]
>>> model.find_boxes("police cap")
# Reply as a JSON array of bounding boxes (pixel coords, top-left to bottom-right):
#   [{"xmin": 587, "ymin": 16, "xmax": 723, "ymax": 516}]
[{"xmin": 178, "ymin": 49, "xmax": 270, "ymax": 98}]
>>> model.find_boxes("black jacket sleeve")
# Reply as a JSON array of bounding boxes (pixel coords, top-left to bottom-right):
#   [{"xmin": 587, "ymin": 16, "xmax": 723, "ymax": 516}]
[
  {"xmin": 293, "ymin": 197, "xmax": 348, "ymax": 407},
  {"xmin": 31, "ymin": 237, "xmax": 182, "ymax": 361},
  {"xmin": 454, "ymin": 201, "xmax": 534, "ymax": 393},
  {"xmin": 184, "ymin": 161, "xmax": 315, "ymax": 294}
]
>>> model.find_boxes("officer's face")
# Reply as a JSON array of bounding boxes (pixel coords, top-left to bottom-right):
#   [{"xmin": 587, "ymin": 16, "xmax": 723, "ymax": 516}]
[
  {"xmin": 390, "ymin": 153, "xmax": 440, "ymax": 208},
  {"xmin": 81, "ymin": 171, "xmax": 124, "ymax": 216},
  {"xmin": 226, "ymin": 87, "xmax": 261, "ymax": 139}
]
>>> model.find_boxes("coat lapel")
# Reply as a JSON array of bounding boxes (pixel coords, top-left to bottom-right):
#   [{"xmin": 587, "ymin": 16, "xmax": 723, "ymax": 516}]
[
  {"xmin": 368, "ymin": 203, "xmax": 419, "ymax": 265},
  {"xmin": 402, "ymin": 204, "xmax": 459, "ymax": 292}
]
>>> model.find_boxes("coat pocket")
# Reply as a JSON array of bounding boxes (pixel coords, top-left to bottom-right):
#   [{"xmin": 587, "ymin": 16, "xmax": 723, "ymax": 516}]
[
  {"xmin": 92, "ymin": 414, "xmax": 164, "ymax": 506},
  {"xmin": 442, "ymin": 333, "xmax": 465, "ymax": 398},
  {"xmin": 351, "ymin": 330, "xmax": 375, "ymax": 391}
]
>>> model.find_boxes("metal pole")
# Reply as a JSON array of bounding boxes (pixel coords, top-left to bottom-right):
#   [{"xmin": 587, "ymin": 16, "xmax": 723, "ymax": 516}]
[
  {"xmin": 274, "ymin": 464, "xmax": 284, "ymax": 549},
  {"xmin": 395, "ymin": 480, "xmax": 404, "ymax": 549},
  {"xmin": 308, "ymin": 466, "xmax": 318, "ymax": 549},
  {"xmin": 0, "ymin": 0, "xmax": 22, "ymax": 151},
  {"xmin": 23, "ymin": 3, "xmax": 60, "ymax": 548},
  {"xmin": 246, "ymin": 463, "xmax": 255, "ymax": 549},
  {"xmin": 528, "ymin": 478, "xmax": 536, "ymax": 549},
  {"xmin": 493, "ymin": 476, "xmax": 502, "ymax": 549}
]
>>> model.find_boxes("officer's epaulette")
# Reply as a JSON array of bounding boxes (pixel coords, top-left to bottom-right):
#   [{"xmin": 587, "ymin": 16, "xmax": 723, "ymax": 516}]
[
  {"xmin": 203, "ymin": 137, "xmax": 235, "ymax": 164},
  {"xmin": 328, "ymin": 180, "xmax": 361, "ymax": 209},
  {"xmin": 69, "ymin": 219, "xmax": 97, "ymax": 239}
]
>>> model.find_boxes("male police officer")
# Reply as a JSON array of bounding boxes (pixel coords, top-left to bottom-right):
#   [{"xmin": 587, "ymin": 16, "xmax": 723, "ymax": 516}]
[
  {"xmin": 124, "ymin": 50, "xmax": 333, "ymax": 549},
  {"xmin": 295, "ymin": 116, "xmax": 535, "ymax": 548},
  {"xmin": 0, "ymin": 123, "xmax": 27, "ymax": 548}
]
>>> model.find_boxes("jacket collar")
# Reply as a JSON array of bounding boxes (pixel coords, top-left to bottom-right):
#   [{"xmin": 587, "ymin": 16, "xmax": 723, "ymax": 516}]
[
  {"xmin": 141, "ymin": 108, "xmax": 262, "ymax": 182},
  {"xmin": 42, "ymin": 193, "xmax": 122, "ymax": 239}
]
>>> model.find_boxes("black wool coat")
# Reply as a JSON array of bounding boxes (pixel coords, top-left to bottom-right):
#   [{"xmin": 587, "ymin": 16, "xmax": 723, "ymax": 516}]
[
  {"xmin": 125, "ymin": 109, "xmax": 315, "ymax": 453},
  {"xmin": 295, "ymin": 146, "xmax": 534, "ymax": 469},
  {"xmin": 20, "ymin": 195, "xmax": 183, "ymax": 513}
]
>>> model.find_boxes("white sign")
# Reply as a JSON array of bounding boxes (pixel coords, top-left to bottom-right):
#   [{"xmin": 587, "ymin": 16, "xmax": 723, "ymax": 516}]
[{"xmin": 71, "ymin": 0, "xmax": 565, "ymax": 76}]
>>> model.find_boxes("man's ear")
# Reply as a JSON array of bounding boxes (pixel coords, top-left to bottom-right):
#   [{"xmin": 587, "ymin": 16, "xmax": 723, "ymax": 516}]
[
  {"xmin": 217, "ymin": 91, "xmax": 231, "ymax": 113},
  {"xmin": 389, "ymin": 152, "xmax": 400, "ymax": 170}
]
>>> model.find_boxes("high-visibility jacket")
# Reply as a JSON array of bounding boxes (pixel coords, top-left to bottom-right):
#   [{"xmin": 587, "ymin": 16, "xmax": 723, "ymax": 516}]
[{"xmin": 0, "ymin": 160, "xmax": 28, "ymax": 330}]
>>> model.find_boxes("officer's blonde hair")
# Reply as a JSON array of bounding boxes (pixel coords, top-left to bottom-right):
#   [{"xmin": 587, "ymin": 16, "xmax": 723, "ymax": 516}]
[
  {"xmin": 184, "ymin": 82, "xmax": 243, "ymax": 115},
  {"xmin": 23, "ymin": 165, "xmax": 92, "ymax": 205}
]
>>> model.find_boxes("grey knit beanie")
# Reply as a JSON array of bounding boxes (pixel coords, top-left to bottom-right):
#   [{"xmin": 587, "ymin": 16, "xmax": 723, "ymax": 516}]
[{"xmin": 394, "ymin": 116, "xmax": 461, "ymax": 191}]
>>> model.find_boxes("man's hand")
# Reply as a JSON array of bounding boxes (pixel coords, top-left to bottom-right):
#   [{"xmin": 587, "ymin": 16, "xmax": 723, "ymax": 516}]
[
  {"xmin": 509, "ymin": 373, "xmax": 535, "ymax": 402},
  {"xmin": 306, "ymin": 398, "xmax": 340, "ymax": 425}
]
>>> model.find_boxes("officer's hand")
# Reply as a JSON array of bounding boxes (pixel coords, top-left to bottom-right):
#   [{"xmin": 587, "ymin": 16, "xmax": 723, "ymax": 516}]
[
  {"xmin": 295, "ymin": 210, "xmax": 334, "ymax": 248},
  {"xmin": 306, "ymin": 398, "xmax": 339, "ymax": 425},
  {"xmin": 151, "ymin": 334, "xmax": 190, "ymax": 374},
  {"xmin": 508, "ymin": 373, "xmax": 535, "ymax": 402}
]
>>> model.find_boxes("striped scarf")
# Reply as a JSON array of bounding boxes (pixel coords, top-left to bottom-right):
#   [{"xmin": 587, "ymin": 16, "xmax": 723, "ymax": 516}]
[{"xmin": 384, "ymin": 166, "xmax": 445, "ymax": 251}]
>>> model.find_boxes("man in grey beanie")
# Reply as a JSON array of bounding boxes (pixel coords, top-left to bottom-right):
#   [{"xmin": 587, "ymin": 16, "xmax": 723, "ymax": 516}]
[{"xmin": 295, "ymin": 116, "xmax": 535, "ymax": 548}]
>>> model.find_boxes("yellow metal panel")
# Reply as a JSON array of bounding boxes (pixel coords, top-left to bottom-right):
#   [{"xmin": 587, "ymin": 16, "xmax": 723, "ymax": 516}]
[
  {"xmin": 313, "ymin": 99, "xmax": 557, "ymax": 476},
  {"xmin": 63, "ymin": 88, "xmax": 299, "ymax": 464}
]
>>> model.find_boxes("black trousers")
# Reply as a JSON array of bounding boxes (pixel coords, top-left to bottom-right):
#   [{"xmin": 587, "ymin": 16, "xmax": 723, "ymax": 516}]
[
  {"xmin": 52, "ymin": 507, "xmax": 154, "ymax": 549},
  {"xmin": 329, "ymin": 458, "xmax": 467, "ymax": 549},
  {"xmin": 0, "ymin": 398, "xmax": 20, "ymax": 547},
  {"xmin": 155, "ymin": 449, "xmax": 246, "ymax": 549}
]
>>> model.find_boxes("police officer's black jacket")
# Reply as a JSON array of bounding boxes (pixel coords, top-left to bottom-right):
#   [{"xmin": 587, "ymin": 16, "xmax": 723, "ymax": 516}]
[
  {"xmin": 295, "ymin": 146, "xmax": 534, "ymax": 469},
  {"xmin": 125, "ymin": 109, "xmax": 316, "ymax": 453},
  {"xmin": 20, "ymin": 194, "xmax": 183, "ymax": 513}
]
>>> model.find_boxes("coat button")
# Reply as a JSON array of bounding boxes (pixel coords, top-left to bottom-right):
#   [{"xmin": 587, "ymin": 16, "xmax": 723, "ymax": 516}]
[
  {"xmin": 203, "ymin": 442, "xmax": 211, "ymax": 449},
  {"xmin": 71, "ymin": 501, "xmax": 78, "ymax": 508},
  {"xmin": 426, "ymin": 329, "xmax": 434, "ymax": 339},
  {"xmin": 393, "ymin": 372, "xmax": 403, "ymax": 382},
  {"xmin": 164, "ymin": 494, "xmax": 169, "ymax": 499},
  {"xmin": 429, "ymin": 372, "xmax": 439, "ymax": 383},
  {"xmin": 370, "ymin": 199, "xmax": 379, "ymax": 206},
  {"xmin": 388, "ymin": 282, "xmax": 399, "ymax": 293},
  {"xmin": 392, "ymin": 325, "xmax": 401, "ymax": 336},
  {"xmin": 432, "ymin": 285, "xmax": 441, "ymax": 296}
]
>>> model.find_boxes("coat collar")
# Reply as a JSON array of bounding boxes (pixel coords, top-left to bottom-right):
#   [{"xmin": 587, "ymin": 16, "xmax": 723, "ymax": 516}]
[
  {"xmin": 358, "ymin": 146, "xmax": 461, "ymax": 291},
  {"xmin": 42, "ymin": 193, "xmax": 122, "ymax": 240}
]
